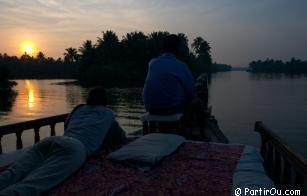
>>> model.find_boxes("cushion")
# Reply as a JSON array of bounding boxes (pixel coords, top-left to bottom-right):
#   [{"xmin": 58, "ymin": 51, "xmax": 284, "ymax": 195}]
[{"xmin": 107, "ymin": 133, "xmax": 185, "ymax": 165}]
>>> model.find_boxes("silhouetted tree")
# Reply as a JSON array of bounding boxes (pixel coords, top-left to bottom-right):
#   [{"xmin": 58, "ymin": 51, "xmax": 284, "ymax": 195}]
[
  {"xmin": 20, "ymin": 53, "xmax": 34, "ymax": 63},
  {"xmin": 122, "ymin": 31, "xmax": 148, "ymax": 62},
  {"xmin": 192, "ymin": 37, "xmax": 212, "ymax": 62},
  {"xmin": 78, "ymin": 40, "xmax": 95, "ymax": 73},
  {"xmin": 0, "ymin": 30, "xmax": 227, "ymax": 86},
  {"xmin": 76, "ymin": 30, "xmax": 218, "ymax": 86},
  {"xmin": 64, "ymin": 47, "xmax": 79, "ymax": 64},
  {"xmin": 121, "ymin": 31, "xmax": 149, "ymax": 80},
  {"xmin": 96, "ymin": 30, "xmax": 119, "ymax": 64},
  {"xmin": 0, "ymin": 66, "xmax": 16, "ymax": 89},
  {"xmin": 0, "ymin": 66, "xmax": 17, "ymax": 111},
  {"xmin": 177, "ymin": 33, "xmax": 192, "ymax": 60},
  {"xmin": 148, "ymin": 31, "xmax": 170, "ymax": 57},
  {"xmin": 0, "ymin": 52, "xmax": 77, "ymax": 79},
  {"xmin": 36, "ymin": 51, "xmax": 46, "ymax": 63},
  {"xmin": 192, "ymin": 37, "xmax": 212, "ymax": 73}
]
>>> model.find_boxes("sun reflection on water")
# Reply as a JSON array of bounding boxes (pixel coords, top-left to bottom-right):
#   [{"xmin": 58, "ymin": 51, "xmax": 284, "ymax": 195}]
[{"xmin": 25, "ymin": 80, "xmax": 35, "ymax": 108}]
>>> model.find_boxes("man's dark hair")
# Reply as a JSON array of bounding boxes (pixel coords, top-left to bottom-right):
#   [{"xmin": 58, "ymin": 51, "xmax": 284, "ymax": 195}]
[
  {"xmin": 86, "ymin": 86, "xmax": 108, "ymax": 106},
  {"xmin": 163, "ymin": 34, "xmax": 181, "ymax": 54}
]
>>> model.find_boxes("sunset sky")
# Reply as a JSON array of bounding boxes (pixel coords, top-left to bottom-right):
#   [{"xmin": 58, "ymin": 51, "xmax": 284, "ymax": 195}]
[{"xmin": 0, "ymin": 0, "xmax": 307, "ymax": 66}]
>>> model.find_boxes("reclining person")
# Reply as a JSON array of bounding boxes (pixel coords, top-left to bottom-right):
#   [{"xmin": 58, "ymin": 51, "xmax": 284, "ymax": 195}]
[{"xmin": 0, "ymin": 87, "xmax": 126, "ymax": 196}]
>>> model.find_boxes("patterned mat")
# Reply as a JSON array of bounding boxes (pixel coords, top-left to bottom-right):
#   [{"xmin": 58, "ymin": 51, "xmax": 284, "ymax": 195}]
[{"xmin": 48, "ymin": 142, "xmax": 244, "ymax": 196}]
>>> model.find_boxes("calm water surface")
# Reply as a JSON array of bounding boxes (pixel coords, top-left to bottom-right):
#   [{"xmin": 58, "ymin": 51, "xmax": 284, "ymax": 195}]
[{"xmin": 0, "ymin": 72, "xmax": 306, "ymax": 158}]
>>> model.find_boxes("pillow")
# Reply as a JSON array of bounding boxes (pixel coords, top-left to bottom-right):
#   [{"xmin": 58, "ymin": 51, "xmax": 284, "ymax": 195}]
[{"xmin": 107, "ymin": 133, "xmax": 185, "ymax": 165}]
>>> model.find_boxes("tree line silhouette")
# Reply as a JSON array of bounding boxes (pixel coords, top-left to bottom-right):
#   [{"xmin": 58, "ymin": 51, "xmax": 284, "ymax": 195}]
[
  {"xmin": 1, "ymin": 30, "xmax": 233, "ymax": 87},
  {"xmin": 210, "ymin": 63, "xmax": 232, "ymax": 72},
  {"xmin": 0, "ymin": 66, "xmax": 17, "ymax": 111},
  {"xmin": 75, "ymin": 30, "xmax": 218, "ymax": 87},
  {"xmin": 249, "ymin": 58, "xmax": 307, "ymax": 73},
  {"xmin": 0, "ymin": 52, "xmax": 77, "ymax": 79},
  {"xmin": 0, "ymin": 66, "xmax": 16, "ymax": 89}
]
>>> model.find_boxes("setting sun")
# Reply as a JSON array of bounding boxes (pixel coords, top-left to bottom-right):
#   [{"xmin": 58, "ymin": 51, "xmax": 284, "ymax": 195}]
[
  {"xmin": 24, "ymin": 45, "xmax": 33, "ymax": 54},
  {"xmin": 20, "ymin": 41, "xmax": 36, "ymax": 55}
]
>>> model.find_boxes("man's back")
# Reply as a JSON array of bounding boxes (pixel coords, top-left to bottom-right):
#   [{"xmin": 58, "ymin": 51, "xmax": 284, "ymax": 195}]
[
  {"xmin": 143, "ymin": 53, "xmax": 196, "ymax": 113},
  {"xmin": 64, "ymin": 105, "xmax": 114, "ymax": 155}
]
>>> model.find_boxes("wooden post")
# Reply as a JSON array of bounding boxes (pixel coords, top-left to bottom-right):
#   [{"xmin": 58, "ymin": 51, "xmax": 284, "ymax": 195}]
[
  {"xmin": 273, "ymin": 151, "xmax": 282, "ymax": 186},
  {"xmin": 0, "ymin": 135, "xmax": 3, "ymax": 154},
  {"xmin": 266, "ymin": 142, "xmax": 272, "ymax": 176},
  {"xmin": 50, "ymin": 123, "xmax": 56, "ymax": 136},
  {"xmin": 34, "ymin": 127, "xmax": 40, "ymax": 143},
  {"xmin": 283, "ymin": 159, "xmax": 292, "ymax": 189},
  {"xmin": 262, "ymin": 140, "xmax": 269, "ymax": 172},
  {"xmin": 16, "ymin": 131, "xmax": 23, "ymax": 149},
  {"xmin": 295, "ymin": 171, "xmax": 304, "ymax": 191}
]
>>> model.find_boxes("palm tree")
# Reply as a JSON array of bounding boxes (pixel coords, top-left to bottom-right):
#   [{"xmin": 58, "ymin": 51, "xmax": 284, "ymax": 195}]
[
  {"xmin": 79, "ymin": 40, "xmax": 95, "ymax": 72},
  {"xmin": 96, "ymin": 30, "xmax": 119, "ymax": 64},
  {"xmin": 79, "ymin": 40, "xmax": 94, "ymax": 55},
  {"xmin": 192, "ymin": 37, "xmax": 210, "ymax": 56},
  {"xmin": 148, "ymin": 31, "xmax": 169, "ymax": 41},
  {"xmin": 64, "ymin": 47, "xmax": 78, "ymax": 64},
  {"xmin": 148, "ymin": 31, "xmax": 170, "ymax": 56},
  {"xmin": 123, "ymin": 31, "xmax": 147, "ymax": 42},
  {"xmin": 97, "ymin": 30, "xmax": 119, "ymax": 47},
  {"xmin": 36, "ymin": 51, "xmax": 46, "ymax": 63},
  {"xmin": 177, "ymin": 33, "xmax": 190, "ymax": 60},
  {"xmin": 192, "ymin": 37, "xmax": 212, "ymax": 72},
  {"xmin": 122, "ymin": 31, "xmax": 148, "ymax": 59},
  {"xmin": 121, "ymin": 31, "xmax": 149, "ymax": 77}
]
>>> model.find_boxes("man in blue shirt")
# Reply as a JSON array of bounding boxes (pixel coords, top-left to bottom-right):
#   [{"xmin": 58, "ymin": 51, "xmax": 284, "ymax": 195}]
[{"xmin": 143, "ymin": 34, "xmax": 196, "ymax": 115}]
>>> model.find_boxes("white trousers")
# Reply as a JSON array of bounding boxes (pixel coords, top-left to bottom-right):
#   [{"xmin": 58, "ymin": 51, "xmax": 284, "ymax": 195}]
[{"xmin": 0, "ymin": 136, "xmax": 87, "ymax": 196}]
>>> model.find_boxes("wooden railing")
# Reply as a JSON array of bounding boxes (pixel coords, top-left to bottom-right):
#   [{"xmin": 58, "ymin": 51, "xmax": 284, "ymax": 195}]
[
  {"xmin": 0, "ymin": 113, "xmax": 68, "ymax": 154},
  {"xmin": 255, "ymin": 121, "xmax": 307, "ymax": 193}
]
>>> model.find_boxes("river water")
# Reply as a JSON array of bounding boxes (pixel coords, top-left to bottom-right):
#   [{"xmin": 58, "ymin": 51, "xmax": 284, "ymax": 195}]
[{"xmin": 0, "ymin": 72, "xmax": 306, "ymax": 158}]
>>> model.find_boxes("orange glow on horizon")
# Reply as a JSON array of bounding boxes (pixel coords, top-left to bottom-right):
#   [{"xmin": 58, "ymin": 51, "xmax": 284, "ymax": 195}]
[{"xmin": 20, "ymin": 41, "xmax": 36, "ymax": 55}]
